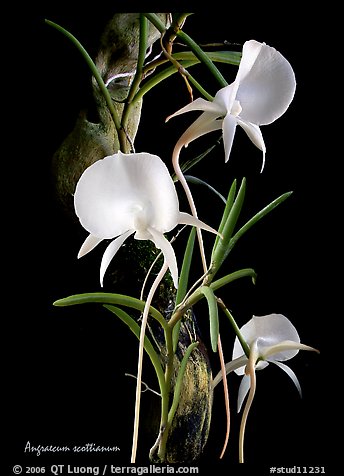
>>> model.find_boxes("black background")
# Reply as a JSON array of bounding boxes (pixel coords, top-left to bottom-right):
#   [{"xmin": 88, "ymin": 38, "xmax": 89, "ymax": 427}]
[{"xmin": 6, "ymin": 3, "xmax": 336, "ymax": 475}]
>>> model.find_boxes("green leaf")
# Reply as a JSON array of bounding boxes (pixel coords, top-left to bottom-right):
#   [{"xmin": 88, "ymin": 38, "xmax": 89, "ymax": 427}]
[
  {"xmin": 211, "ymin": 177, "xmax": 246, "ymax": 272},
  {"xmin": 200, "ymin": 286, "xmax": 219, "ymax": 352},
  {"xmin": 175, "ymin": 29, "xmax": 228, "ymax": 87},
  {"xmin": 53, "ymin": 292, "xmax": 167, "ymax": 330},
  {"xmin": 103, "ymin": 305, "xmax": 166, "ymax": 395},
  {"xmin": 138, "ymin": 49, "xmax": 240, "ymax": 101},
  {"xmin": 173, "ymin": 50, "xmax": 241, "ymax": 66},
  {"xmin": 223, "ymin": 191, "xmax": 293, "ymax": 262},
  {"xmin": 185, "ymin": 175, "xmax": 226, "ymax": 204},
  {"xmin": 210, "ymin": 268, "xmax": 257, "ymax": 292},
  {"xmin": 168, "ymin": 341, "xmax": 199, "ymax": 424},
  {"xmin": 212, "ymin": 178, "xmax": 237, "ymax": 254},
  {"xmin": 177, "ymin": 137, "xmax": 222, "ymax": 177},
  {"xmin": 135, "ymin": 60, "xmax": 197, "ymax": 101},
  {"xmin": 173, "ymin": 227, "xmax": 196, "ymax": 353}
]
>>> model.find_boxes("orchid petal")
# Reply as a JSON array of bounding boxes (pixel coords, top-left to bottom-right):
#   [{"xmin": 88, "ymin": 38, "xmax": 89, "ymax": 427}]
[
  {"xmin": 213, "ymin": 82, "xmax": 238, "ymax": 112},
  {"xmin": 212, "ymin": 354, "xmax": 248, "ymax": 387},
  {"xmin": 233, "ymin": 314, "xmax": 301, "ymax": 363},
  {"xmin": 179, "ymin": 112, "xmax": 222, "ymax": 147},
  {"xmin": 100, "ymin": 230, "xmax": 134, "ymax": 286},
  {"xmin": 222, "ymin": 113, "xmax": 238, "ymax": 162},
  {"xmin": 178, "ymin": 212, "xmax": 219, "ymax": 236},
  {"xmin": 236, "ymin": 40, "xmax": 264, "ymax": 83},
  {"xmin": 263, "ymin": 340, "xmax": 319, "ymax": 361},
  {"xmin": 236, "ymin": 118, "xmax": 266, "ymax": 171},
  {"xmin": 272, "ymin": 360, "xmax": 302, "ymax": 397},
  {"xmin": 148, "ymin": 227, "xmax": 178, "ymax": 288},
  {"xmin": 237, "ymin": 374, "xmax": 251, "ymax": 413},
  {"xmin": 74, "ymin": 153, "xmax": 180, "ymax": 238},
  {"xmin": 236, "ymin": 42, "xmax": 296, "ymax": 125},
  {"xmin": 75, "ymin": 155, "xmax": 138, "ymax": 239},
  {"xmin": 166, "ymin": 97, "xmax": 224, "ymax": 122},
  {"xmin": 126, "ymin": 153, "xmax": 180, "ymax": 233},
  {"xmin": 78, "ymin": 234, "xmax": 103, "ymax": 258}
]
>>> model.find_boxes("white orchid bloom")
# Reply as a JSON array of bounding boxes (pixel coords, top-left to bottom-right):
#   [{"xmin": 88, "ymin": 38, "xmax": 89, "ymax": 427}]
[
  {"xmin": 167, "ymin": 40, "xmax": 296, "ymax": 170},
  {"xmin": 74, "ymin": 151, "xmax": 217, "ymax": 288},
  {"xmin": 213, "ymin": 313, "xmax": 318, "ymax": 462}
]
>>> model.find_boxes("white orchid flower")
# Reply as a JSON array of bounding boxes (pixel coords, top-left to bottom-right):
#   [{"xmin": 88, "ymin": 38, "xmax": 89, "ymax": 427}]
[
  {"xmin": 74, "ymin": 151, "xmax": 218, "ymax": 288},
  {"xmin": 213, "ymin": 313, "xmax": 319, "ymax": 463},
  {"xmin": 167, "ymin": 40, "xmax": 296, "ymax": 170}
]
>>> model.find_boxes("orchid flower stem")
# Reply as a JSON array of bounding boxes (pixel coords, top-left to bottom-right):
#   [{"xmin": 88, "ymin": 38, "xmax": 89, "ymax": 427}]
[
  {"xmin": 218, "ymin": 335, "xmax": 231, "ymax": 459},
  {"xmin": 239, "ymin": 344, "xmax": 258, "ymax": 464},
  {"xmin": 44, "ymin": 20, "xmax": 123, "ymax": 148},
  {"xmin": 131, "ymin": 260, "xmax": 169, "ymax": 463},
  {"xmin": 172, "ymin": 138, "xmax": 208, "ymax": 271}
]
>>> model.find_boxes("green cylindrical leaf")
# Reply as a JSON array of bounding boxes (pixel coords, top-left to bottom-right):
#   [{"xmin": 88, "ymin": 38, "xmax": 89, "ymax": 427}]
[
  {"xmin": 212, "ymin": 178, "xmax": 237, "ymax": 255},
  {"xmin": 173, "ymin": 50, "xmax": 241, "ymax": 66},
  {"xmin": 185, "ymin": 176, "xmax": 226, "ymax": 204},
  {"xmin": 223, "ymin": 191, "xmax": 293, "ymax": 262},
  {"xmin": 168, "ymin": 341, "xmax": 199, "ymax": 424},
  {"xmin": 211, "ymin": 177, "xmax": 246, "ymax": 274},
  {"xmin": 200, "ymin": 286, "xmax": 219, "ymax": 352},
  {"xmin": 103, "ymin": 304, "xmax": 165, "ymax": 395},
  {"xmin": 173, "ymin": 228, "xmax": 196, "ymax": 352},
  {"xmin": 210, "ymin": 268, "xmax": 257, "ymax": 292},
  {"xmin": 53, "ymin": 292, "xmax": 167, "ymax": 330}
]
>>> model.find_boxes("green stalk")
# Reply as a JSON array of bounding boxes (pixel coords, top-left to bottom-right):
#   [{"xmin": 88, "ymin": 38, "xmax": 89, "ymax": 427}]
[
  {"xmin": 157, "ymin": 324, "xmax": 175, "ymax": 461},
  {"xmin": 143, "ymin": 13, "xmax": 228, "ymax": 89},
  {"xmin": 134, "ymin": 60, "xmax": 197, "ymax": 103},
  {"xmin": 175, "ymin": 29, "xmax": 228, "ymax": 88},
  {"xmin": 53, "ymin": 292, "xmax": 168, "ymax": 331},
  {"xmin": 167, "ymin": 342, "xmax": 199, "ymax": 424},
  {"xmin": 120, "ymin": 14, "xmax": 148, "ymax": 149},
  {"xmin": 127, "ymin": 14, "xmax": 148, "ymax": 103},
  {"xmin": 143, "ymin": 13, "xmax": 167, "ymax": 33},
  {"xmin": 173, "ymin": 228, "xmax": 196, "ymax": 352},
  {"xmin": 103, "ymin": 305, "xmax": 166, "ymax": 396},
  {"xmin": 210, "ymin": 268, "xmax": 257, "ymax": 292}
]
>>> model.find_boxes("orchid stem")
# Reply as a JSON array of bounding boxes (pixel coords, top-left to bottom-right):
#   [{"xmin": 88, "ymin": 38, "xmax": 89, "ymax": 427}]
[
  {"xmin": 157, "ymin": 312, "xmax": 175, "ymax": 461},
  {"xmin": 143, "ymin": 13, "xmax": 167, "ymax": 33},
  {"xmin": 120, "ymin": 14, "xmax": 148, "ymax": 151},
  {"xmin": 218, "ymin": 335, "xmax": 231, "ymax": 459},
  {"xmin": 239, "ymin": 343, "xmax": 258, "ymax": 463},
  {"xmin": 174, "ymin": 29, "xmax": 228, "ymax": 88},
  {"xmin": 131, "ymin": 261, "xmax": 168, "ymax": 463},
  {"xmin": 143, "ymin": 12, "xmax": 227, "ymax": 92},
  {"xmin": 172, "ymin": 138, "xmax": 208, "ymax": 271}
]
